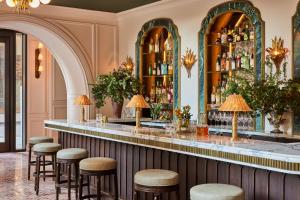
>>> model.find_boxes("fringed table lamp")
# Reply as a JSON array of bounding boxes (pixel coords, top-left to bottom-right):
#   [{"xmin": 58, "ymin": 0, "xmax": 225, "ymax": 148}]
[
  {"xmin": 75, "ymin": 95, "xmax": 91, "ymax": 123},
  {"xmin": 126, "ymin": 95, "xmax": 150, "ymax": 129},
  {"xmin": 219, "ymin": 94, "xmax": 252, "ymax": 141}
]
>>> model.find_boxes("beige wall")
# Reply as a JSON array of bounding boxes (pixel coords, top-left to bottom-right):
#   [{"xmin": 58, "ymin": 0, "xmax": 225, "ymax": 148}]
[{"xmin": 117, "ymin": 0, "xmax": 299, "ymax": 133}]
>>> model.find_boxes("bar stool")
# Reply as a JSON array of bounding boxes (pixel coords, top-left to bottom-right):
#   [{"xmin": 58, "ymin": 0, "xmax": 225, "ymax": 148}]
[
  {"xmin": 56, "ymin": 148, "xmax": 89, "ymax": 200},
  {"xmin": 33, "ymin": 142, "xmax": 61, "ymax": 195},
  {"xmin": 79, "ymin": 157, "xmax": 118, "ymax": 200},
  {"xmin": 134, "ymin": 169, "xmax": 179, "ymax": 200},
  {"xmin": 28, "ymin": 136, "xmax": 53, "ymax": 180},
  {"xmin": 190, "ymin": 183, "xmax": 244, "ymax": 200}
]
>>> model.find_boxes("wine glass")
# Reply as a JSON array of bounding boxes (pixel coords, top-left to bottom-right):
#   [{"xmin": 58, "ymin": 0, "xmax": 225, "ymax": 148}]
[
  {"xmin": 208, "ymin": 111, "xmax": 214, "ymax": 126},
  {"xmin": 225, "ymin": 112, "xmax": 232, "ymax": 129}
]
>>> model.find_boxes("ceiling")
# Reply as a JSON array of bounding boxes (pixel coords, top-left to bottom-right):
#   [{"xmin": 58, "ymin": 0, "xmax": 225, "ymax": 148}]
[{"xmin": 49, "ymin": 0, "xmax": 161, "ymax": 13}]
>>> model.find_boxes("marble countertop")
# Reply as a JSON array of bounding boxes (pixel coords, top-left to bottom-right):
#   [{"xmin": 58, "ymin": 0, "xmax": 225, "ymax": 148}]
[{"xmin": 45, "ymin": 119, "xmax": 300, "ymax": 175}]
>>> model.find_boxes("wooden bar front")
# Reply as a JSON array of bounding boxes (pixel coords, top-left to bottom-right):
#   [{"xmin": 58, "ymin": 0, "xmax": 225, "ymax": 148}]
[{"xmin": 58, "ymin": 131, "xmax": 300, "ymax": 200}]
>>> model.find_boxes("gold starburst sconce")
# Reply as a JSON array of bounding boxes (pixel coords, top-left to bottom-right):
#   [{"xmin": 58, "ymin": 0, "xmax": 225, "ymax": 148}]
[
  {"xmin": 182, "ymin": 48, "xmax": 197, "ymax": 78},
  {"xmin": 266, "ymin": 37, "xmax": 288, "ymax": 73},
  {"xmin": 121, "ymin": 56, "xmax": 134, "ymax": 74}
]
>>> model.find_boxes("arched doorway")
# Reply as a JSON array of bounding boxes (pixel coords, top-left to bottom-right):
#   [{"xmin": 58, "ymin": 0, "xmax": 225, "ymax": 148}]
[{"xmin": 0, "ymin": 13, "xmax": 93, "ymax": 120}]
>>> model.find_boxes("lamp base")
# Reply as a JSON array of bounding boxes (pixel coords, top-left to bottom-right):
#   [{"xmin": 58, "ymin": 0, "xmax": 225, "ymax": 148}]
[{"xmin": 231, "ymin": 112, "xmax": 239, "ymax": 141}]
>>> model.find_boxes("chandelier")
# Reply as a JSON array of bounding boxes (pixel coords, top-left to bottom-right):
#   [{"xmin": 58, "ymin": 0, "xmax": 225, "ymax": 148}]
[{"xmin": 2, "ymin": 0, "xmax": 51, "ymax": 12}]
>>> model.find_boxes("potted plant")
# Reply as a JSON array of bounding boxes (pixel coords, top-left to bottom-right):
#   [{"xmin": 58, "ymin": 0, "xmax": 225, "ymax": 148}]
[
  {"xmin": 91, "ymin": 67, "xmax": 141, "ymax": 118},
  {"xmin": 224, "ymin": 58, "xmax": 300, "ymax": 133}
]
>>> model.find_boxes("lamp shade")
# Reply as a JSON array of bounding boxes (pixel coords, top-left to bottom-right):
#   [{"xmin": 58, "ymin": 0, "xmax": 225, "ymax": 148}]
[
  {"xmin": 126, "ymin": 95, "xmax": 150, "ymax": 108},
  {"xmin": 219, "ymin": 94, "xmax": 252, "ymax": 112},
  {"xmin": 74, "ymin": 95, "xmax": 91, "ymax": 106}
]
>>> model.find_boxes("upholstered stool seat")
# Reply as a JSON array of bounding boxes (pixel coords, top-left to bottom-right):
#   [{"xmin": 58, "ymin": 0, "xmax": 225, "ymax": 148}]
[
  {"xmin": 33, "ymin": 143, "xmax": 61, "ymax": 153},
  {"xmin": 134, "ymin": 169, "xmax": 179, "ymax": 200},
  {"xmin": 57, "ymin": 148, "xmax": 88, "ymax": 160},
  {"xmin": 135, "ymin": 169, "xmax": 179, "ymax": 187},
  {"xmin": 33, "ymin": 143, "xmax": 61, "ymax": 195},
  {"xmin": 190, "ymin": 184, "xmax": 244, "ymax": 200},
  {"xmin": 79, "ymin": 157, "xmax": 118, "ymax": 200},
  {"xmin": 79, "ymin": 157, "xmax": 117, "ymax": 171},
  {"xmin": 28, "ymin": 136, "xmax": 54, "ymax": 181},
  {"xmin": 56, "ymin": 148, "xmax": 89, "ymax": 200},
  {"xmin": 29, "ymin": 136, "xmax": 53, "ymax": 145}
]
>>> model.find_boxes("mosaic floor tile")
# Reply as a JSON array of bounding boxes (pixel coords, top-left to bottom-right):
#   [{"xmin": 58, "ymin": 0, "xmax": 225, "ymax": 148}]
[{"xmin": 0, "ymin": 152, "xmax": 77, "ymax": 200}]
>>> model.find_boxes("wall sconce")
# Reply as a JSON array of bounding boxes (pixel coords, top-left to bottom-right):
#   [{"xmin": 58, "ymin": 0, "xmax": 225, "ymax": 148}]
[
  {"xmin": 35, "ymin": 42, "xmax": 44, "ymax": 79},
  {"xmin": 266, "ymin": 37, "xmax": 288, "ymax": 73},
  {"xmin": 182, "ymin": 48, "xmax": 197, "ymax": 78},
  {"xmin": 121, "ymin": 56, "xmax": 134, "ymax": 74}
]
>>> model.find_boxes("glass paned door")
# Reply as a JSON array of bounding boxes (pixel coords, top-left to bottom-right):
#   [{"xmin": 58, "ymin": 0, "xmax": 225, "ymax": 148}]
[{"xmin": 0, "ymin": 42, "xmax": 7, "ymax": 151}]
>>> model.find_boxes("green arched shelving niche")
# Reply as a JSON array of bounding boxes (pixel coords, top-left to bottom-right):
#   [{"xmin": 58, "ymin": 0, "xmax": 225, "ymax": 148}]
[
  {"xmin": 135, "ymin": 18, "xmax": 181, "ymax": 110},
  {"xmin": 198, "ymin": 0, "xmax": 265, "ymax": 131}
]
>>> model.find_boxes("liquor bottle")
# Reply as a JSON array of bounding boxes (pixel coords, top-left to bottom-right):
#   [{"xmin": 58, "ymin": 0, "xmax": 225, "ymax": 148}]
[
  {"xmin": 231, "ymin": 56, "xmax": 236, "ymax": 70},
  {"xmin": 216, "ymin": 85, "xmax": 221, "ymax": 105},
  {"xmin": 221, "ymin": 28, "xmax": 227, "ymax": 44},
  {"xmin": 237, "ymin": 27, "xmax": 242, "ymax": 42},
  {"xmin": 164, "ymin": 33, "xmax": 173, "ymax": 51},
  {"xmin": 149, "ymin": 39, "xmax": 154, "ymax": 53},
  {"xmin": 211, "ymin": 86, "xmax": 216, "ymax": 104},
  {"xmin": 150, "ymin": 83, "xmax": 156, "ymax": 103},
  {"xmin": 236, "ymin": 54, "xmax": 241, "ymax": 69},
  {"xmin": 157, "ymin": 63, "xmax": 161, "ymax": 76},
  {"xmin": 243, "ymin": 24, "xmax": 249, "ymax": 41},
  {"xmin": 148, "ymin": 64, "xmax": 152, "ymax": 76},
  {"xmin": 249, "ymin": 26, "xmax": 255, "ymax": 41},
  {"xmin": 168, "ymin": 81, "xmax": 173, "ymax": 103},
  {"xmin": 221, "ymin": 81, "xmax": 226, "ymax": 103},
  {"xmin": 250, "ymin": 52, "xmax": 255, "ymax": 68},
  {"xmin": 241, "ymin": 52, "xmax": 250, "ymax": 69},
  {"xmin": 168, "ymin": 61, "xmax": 173, "ymax": 75},
  {"xmin": 227, "ymin": 29, "xmax": 233, "ymax": 43},
  {"xmin": 232, "ymin": 28, "xmax": 237, "ymax": 42},
  {"xmin": 154, "ymin": 34, "xmax": 159, "ymax": 53},
  {"xmin": 216, "ymin": 33, "xmax": 221, "ymax": 44},
  {"xmin": 216, "ymin": 54, "xmax": 221, "ymax": 72},
  {"xmin": 225, "ymin": 56, "xmax": 230, "ymax": 71},
  {"xmin": 153, "ymin": 63, "xmax": 157, "ymax": 75},
  {"xmin": 221, "ymin": 53, "xmax": 226, "ymax": 71},
  {"xmin": 161, "ymin": 61, "xmax": 168, "ymax": 75}
]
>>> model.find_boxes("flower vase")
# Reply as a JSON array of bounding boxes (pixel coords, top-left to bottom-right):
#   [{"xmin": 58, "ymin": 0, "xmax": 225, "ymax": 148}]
[
  {"xmin": 268, "ymin": 114, "xmax": 285, "ymax": 134},
  {"xmin": 177, "ymin": 119, "xmax": 182, "ymax": 132}
]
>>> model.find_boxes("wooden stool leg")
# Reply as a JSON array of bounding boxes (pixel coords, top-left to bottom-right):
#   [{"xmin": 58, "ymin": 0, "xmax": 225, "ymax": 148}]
[
  {"xmin": 56, "ymin": 162, "xmax": 61, "ymax": 200},
  {"xmin": 74, "ymin": 163, "xmax": 79, "ymax": 200},
  {"xmin": 114, "ymin": 172, "xmax": 118, "ymax": 200},
  {"xmin": 134, "ymin": 190, "xmax": 138, "ymax": 200},
  {"xmin": 43, "ymin": 155, "xmax": 46, "ymax": 181},
  {"xmin": 97, "ymin": 176, "xmax": 101, "ymax": 200},
  {"xmin": 35, "ymin": 155, "xmax": 41, "ymax": 195},
  {"xmin": 28, "ymin": 144, "xmax": 32, "ymax": 180},
  {"xmin": 53, "ymin": 154, "xmax": 57, "ymax": 181},
  {"xmin": 87, "ymin": 176, "xmax": 91, "ymax": 197},
  {"xmin": 79, "ymin": 174, "xmax": 83, "ymax": 200},
  {"xmin": 67, "ymin": 164, "xmax": 72, "ymax": 200}
]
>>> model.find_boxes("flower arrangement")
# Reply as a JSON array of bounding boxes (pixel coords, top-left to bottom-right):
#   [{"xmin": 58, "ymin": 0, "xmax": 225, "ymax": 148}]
[{"xmin": 175, "ymin": 105, "xmax": 192, "ymax": 128}]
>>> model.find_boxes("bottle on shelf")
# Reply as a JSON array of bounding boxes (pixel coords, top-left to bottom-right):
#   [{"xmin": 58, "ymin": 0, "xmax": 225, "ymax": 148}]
[
  {"xmin": 157, "ymin": 62, "xmax": 161, "ymax": 76},
  {"xmin": 221, "ymin": 81, "xmax": 226, "ymax": 103},
  {"xmin": 250, "ymin": 52, "xmax": 255, "ymax": 68},
  {"xmin": 221, "ymin": 53, "xmax": 227, "ymax": 71},
  {"xmin": 168, "ymin": 61, "xmax": 173, "ymax": 75},
  {"xmin": 221, "ymin": 28, "xmax": 227, "ymax": 44},
  {"xmin": 241, "ymin": 51, "xmax": 250, "ymax": 69},
  {"xmin": 226, "ymin": 53, "xmax": 230, "ymax": 71},
  {"xmin": 231, "ymin": 54, "xmax": 236, "ymax": 71},
  {"xmin": 211, "ymin": 86, "xmax": 216, "ymax": 104},
  {"xmin": 148, "ymin": 64, "xmax": 152, "ymax": 76},
  {"xmin": 236, "ymin": 54, "xmax": 241, "ymax": 69},
  {"xmin": 216, "ymin": 85, "xmax": 221, "ymax": 105},
  {"xmin": 149, "ymin": 38, "xmax": 154, "ymax": 53},
  {"xmin": 216, "ymin": 33, "xmax": 221, "ymax": 44},
  {"xmin": 153, "ymin": 63, "xmax": 157, "ymax": 75},
  {"xmin": 237, "ymin": 27, "xmax": 242, "ymax": 42},
  {"xmin": 216, "ymin": 54, "xmax": 221, "ymax": 72},
  {"xmin": 164, "ymin": 32, "xmax": 173, "ymax": 51},
  {"xmin": 168, "ymin": 81, "xmax": 173, "ymax": 103},
  {"xmin": 227, "ymin": 29, "xmax": 233, "ymax": 43},
  {"xmin": 161, "ymin": 61, "xmax": 168, "ymax": 75},
  {"xmin": 243, "ymin": 24, "xmax": 249, "ymax": 41},
  {"xmin": 249, "ymin": 26, "xmax": 255, "ymax": 41},
  {"xmin": 150, "ymin": 83, "xmax": 156, "ymax": 103},
  {"xmin": 154, "ymin": 34, "xmax": 159, "ymax": 53}
]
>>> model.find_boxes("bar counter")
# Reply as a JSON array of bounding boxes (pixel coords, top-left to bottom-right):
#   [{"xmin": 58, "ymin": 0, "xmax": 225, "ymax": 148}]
[{"xmin": 45, "ymin": 120, "xmax": 300, "ymax": 200}]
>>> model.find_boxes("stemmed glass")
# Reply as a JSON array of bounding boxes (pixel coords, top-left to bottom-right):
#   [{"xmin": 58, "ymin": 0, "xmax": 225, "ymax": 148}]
[
  {"xmin": 225, "ymin": 112, "xmax": 232, "ymax": 129},
  {"xmin": 208, "ymin": 111, "xmax": 214, "ymax": 127},
  {"xmin": 247, "ymin": 114, "xmax": 254, "ymax": 131},
  {"xmin": 214, "ymin": 112, "xmax": 221, "ymax": 128}
]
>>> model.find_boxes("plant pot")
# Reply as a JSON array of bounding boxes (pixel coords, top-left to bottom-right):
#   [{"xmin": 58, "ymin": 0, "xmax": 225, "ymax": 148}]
[
  {"xmin": 112, "ymin": 101, "xmax": 123, "ymax": 118},
  {"xmin": 268, "ymin": 114, "xmax": 285, "ymax": 134}
]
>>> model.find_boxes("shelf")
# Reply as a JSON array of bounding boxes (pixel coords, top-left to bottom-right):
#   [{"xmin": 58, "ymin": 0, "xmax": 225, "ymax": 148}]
[
  {"xmin": 207, "ymin": 40, "xmax": 254, "ymax": 47},
  {"xmin": 143, "ymin": 74, "xmax": 173, "ymax": 78}
]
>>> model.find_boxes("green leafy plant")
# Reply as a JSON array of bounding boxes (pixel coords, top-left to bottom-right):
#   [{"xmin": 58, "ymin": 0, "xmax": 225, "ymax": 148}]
[
  {"xmin": 150, "ymin": 103, "xmax": 162, "ymax": 120},
  {"xmin": 91, "ymin": 67, "xmax": 141, "ymax": 108}
]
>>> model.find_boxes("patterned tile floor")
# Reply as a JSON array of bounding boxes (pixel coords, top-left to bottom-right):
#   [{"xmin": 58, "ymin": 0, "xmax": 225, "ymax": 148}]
[{"xmin": 0, "ymin": 152, "xmax": 76, "ymax": 200}]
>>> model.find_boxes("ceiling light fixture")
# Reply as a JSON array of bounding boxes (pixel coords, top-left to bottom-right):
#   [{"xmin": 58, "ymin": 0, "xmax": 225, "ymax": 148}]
[{"xmin": 3, "ymin": 0, "xmax": 51, "ymax": 13}]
